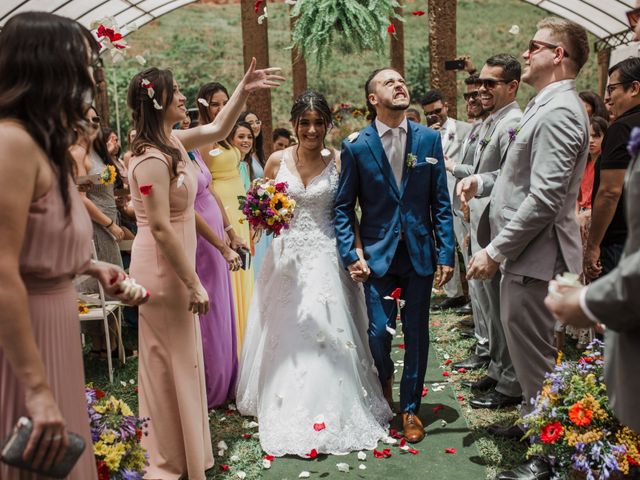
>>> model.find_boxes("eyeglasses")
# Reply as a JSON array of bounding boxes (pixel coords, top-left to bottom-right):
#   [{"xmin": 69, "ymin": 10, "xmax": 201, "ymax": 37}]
[
  {"xmin": 606, "ymin": 82, "xmax": 632, "ymax": 96},
  {"xmin": 478, "ymin": 78, "xmax": 508, "ymax": 89},
  {"xmin": 424, "ymin": 107, "xmax": 443, "ymax": 115},
  {"xmin": 528, "ymin": 39, "xmax": 571, "ymax": 59},
  {"xmin": 463, "ymin": 91, "xmax": 479, "ymax": 101},
  {"xmin": 626, "ymin": 7, "xmax": 640, "ymax": 30}
]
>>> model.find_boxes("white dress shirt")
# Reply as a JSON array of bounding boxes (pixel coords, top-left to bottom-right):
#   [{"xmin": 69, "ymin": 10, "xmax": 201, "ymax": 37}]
[{"xmin": 375, "ymin": 117, "xmax": 408, "ymax": 186}]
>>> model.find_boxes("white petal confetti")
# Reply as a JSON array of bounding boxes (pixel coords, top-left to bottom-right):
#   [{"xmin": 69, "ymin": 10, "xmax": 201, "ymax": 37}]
[
  {"xmin": 129, "ymin": 379, "xmax": 135, "ymax": 384},
  {"xmin": 441, "ymin": 419, "xmax": 448, "ymax": 427},
  {"xmin": 237, "ymin": 472, "xmax": 246, "ymax": 479},
  {"xmin": 359, "ymin": 464, "xmax": 367, "ymax": 470},
  {"xmin": 209, "ymin": 148, "xmax": 222, "ymax": 157},
  {"xmin": 336, "ymin": 463, "xmax": 350, "ymax": 472},
  {"xmin": 345, "ymin": 341, "xmax": 356, "ymax": 349},
  {"xmin": 284, "ymin": 0, "xmax": 297, "ymax": 4},
  {"xmin": 243, "ymin": 420, "xmax": 259, "ymax": 429},
  {"xmin": 176, "ymin": 173, "xmax": 185, "ymax": 189},
  {"xmin": 135, "ymin": 55, "xmax": 146, "ymax": 65},
  {"xmin": 357, "ymin": 451, "xmax": 367, "ymax": 461},
  {"xmin": 230, "ymin": 455, "xmax": 240, "ymax": 462},
  {"xmin": 320, "ymin": 148, "xmax": 331, "ymax": 157},
  {"xmin": 197, "ymin": 98, "xmax": 209, "ymax": 107},
  {"xmin": 217, "ymin": 440, "xmax": 228, "ymax": 450},
  {"xmin": 120, "ymin": 381, "xmax": 127, "ymax": 387},
  {"xmin": 228, "ymin": 404, "xmax": 237, "ymax": 411},
  {"xmin": 218, "ymin": 450, "xmax": 225, "ymax": 457},
  {"xmin": 509, "ymin": 24, "xmax": 520, "ymax": 35},
  {"xmin": 257, "ymin": 6, "xmax": 268, "ymax": 24},
  {"xmin": 152, "ymin": 99, "xmax": 163, "ymax": 110},
  {"xmin": 348, "ymin": 132, "xmax": 360, "ymax": 143},
  {"xmin": 262, "ymin": 459, "xmax": 272, "ymax": 469},
  {"xmin": 386, "ymin": 325, "xmax": 396, "ymax": 335},
  {"xmin": 299, "ymin": 471, "xmax": 310, "ymax": 478},
  {"xmin": 381, "ymin": 435, "xmax": 397, "ymax": 445}
]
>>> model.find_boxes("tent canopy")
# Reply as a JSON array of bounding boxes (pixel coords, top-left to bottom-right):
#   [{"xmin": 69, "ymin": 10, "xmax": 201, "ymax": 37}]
[{"xmin": 0, "ymin": 0, "xmax": 636, "ymax": 44}]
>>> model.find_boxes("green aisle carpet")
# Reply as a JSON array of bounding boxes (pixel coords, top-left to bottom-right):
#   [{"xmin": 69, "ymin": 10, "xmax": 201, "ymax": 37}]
[{"xmin": 262, "ymin": 335, "xmax": 486, "ymax": 480}]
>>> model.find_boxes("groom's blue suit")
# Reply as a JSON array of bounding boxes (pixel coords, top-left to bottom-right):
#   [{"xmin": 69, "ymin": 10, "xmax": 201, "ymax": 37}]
[{"xmin": 335, "ymin": 120, "xmax": 455, "ymax": 413}]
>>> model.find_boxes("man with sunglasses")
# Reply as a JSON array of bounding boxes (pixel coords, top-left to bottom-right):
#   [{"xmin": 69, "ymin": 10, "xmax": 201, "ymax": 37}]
[
  {"xmin": 584, "ymin": 57, "xmax": 640, "ymax": 284},
  {"xmin": 421, "ymin": 89, "xmax": 471, "ymax": 311},
  {"xmin": 455, "ymin": 54, "xmax": 524, "ymax": 412},
  {"xmin": 458, "ymin": 17, "xmax": 590, "ymax": 480}
]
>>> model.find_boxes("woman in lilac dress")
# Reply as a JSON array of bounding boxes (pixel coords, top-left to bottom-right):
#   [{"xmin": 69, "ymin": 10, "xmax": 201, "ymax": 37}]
[{"xmin": 191, "ymin": 147, "xmax": 243, "ymax": 408}]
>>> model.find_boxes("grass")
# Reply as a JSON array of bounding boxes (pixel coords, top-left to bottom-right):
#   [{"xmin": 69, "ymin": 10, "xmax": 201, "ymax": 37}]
[
  {"xmin": 104, "ymin": 0, "xmax": 600, "ymax": 147},
  {"xmin": 85, "ymin": 302, "xmax": 582, "ymax": 479}
]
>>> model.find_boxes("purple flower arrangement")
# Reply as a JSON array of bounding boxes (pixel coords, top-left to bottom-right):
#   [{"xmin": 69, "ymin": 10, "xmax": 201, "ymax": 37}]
[
  {"xmin": 626, "ymin": 126, "xmax": 640, "ymax": 158},
  {"xmin": 238, "ymin": 178, "xmax": 296, "ymax": 237}
]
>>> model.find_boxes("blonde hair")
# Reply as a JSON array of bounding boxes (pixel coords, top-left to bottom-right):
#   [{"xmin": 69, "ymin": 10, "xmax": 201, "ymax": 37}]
[{"xmin": 537, "ymin": 17, "xmax": 589, "ymax": 73}]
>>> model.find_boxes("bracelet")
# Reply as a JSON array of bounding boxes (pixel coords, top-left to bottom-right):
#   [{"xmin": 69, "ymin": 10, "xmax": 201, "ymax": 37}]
[
  {"xmin": 224, "ymin": 225, "xmax": 233, "ymax": 232},
  {"xmin": 105, "ymin": 219, "xmax": 114, "ymax": 228}
]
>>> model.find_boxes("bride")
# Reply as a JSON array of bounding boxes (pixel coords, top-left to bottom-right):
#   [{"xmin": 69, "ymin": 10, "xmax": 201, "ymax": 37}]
[{"xmin": 236, "ymin": 91, "xmax": 392, "ymax": 457}]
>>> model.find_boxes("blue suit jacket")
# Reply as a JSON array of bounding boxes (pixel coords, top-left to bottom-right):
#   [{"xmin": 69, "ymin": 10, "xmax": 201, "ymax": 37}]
[{"xmin": 335, "ymin": 120, "xmax": 455, "ymax": 278}]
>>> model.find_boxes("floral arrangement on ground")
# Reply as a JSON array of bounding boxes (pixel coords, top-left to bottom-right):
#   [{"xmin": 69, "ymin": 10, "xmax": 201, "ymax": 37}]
[
  {"xmin": 522, "ymin": 340, "xmax": 640, "ymax": 479},
  {"xmin": 86, "ymin": 385, "xmax": 150, "ymax": 480}
]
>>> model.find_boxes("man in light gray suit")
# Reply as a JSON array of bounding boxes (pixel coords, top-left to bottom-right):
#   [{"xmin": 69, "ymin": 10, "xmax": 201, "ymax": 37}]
[
  {"xmin": 455, "ymin": 55, "xmax": 524, "ymax": 410},
  {"xmin": 459, "ymin": 17, "xmax": 590, "ymax": 479},
  {"xmin": 545, "ymin": 144, "xmax": 640, "ymax": 434},
  {"xmin": 422, "ymin": 89, "xmax": 472, "ymax": 309}
]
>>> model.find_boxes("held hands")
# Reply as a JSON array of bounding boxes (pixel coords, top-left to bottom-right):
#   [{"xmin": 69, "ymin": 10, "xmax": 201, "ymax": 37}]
[
  {"xmin": 434, "ymin": 264, "xmax": 454, "ymax": 288},
  {"xmin": 456, "ymin": 176, "xmax": 478, "ymax": 209},
  {"xmin": 348, "ymin": 249, "xmax": 370, "ymax": 283},
  {"xmin": 466, "ymin": 249, "xmax": 499, "ymax": 280},
  {"xmin": 23, "ymin": 386, "xmax": 68, "ymax": 470},
  {"xmin": 241, "ymin": 57, "xmax": 286, "ymax": 93}
]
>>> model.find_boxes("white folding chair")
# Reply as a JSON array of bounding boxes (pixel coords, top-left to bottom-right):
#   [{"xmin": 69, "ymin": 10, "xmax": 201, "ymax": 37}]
[{"xmin": 74, "ymin": 242, "xmax": 125, "ymax": 383}]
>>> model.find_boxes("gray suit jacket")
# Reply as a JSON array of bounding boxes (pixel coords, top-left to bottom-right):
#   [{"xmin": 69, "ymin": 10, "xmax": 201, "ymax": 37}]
[
  {"xmin": 442, "ymin": 118, "xmax": 472, "ymax": 201},
  {"xmin": 585, "ymin": 152, "xmax": 640, "ymax": 432},
  {"xmin": 451, "ymin": 121, "xmax": 482, "ymax": 216},
  {"xmin": 469, "ymin": 102, "xmax": 522, "ymax": 253},
  {"xmin": 479, "ymin": 80, "xmax": 589, "ymax": 280}
]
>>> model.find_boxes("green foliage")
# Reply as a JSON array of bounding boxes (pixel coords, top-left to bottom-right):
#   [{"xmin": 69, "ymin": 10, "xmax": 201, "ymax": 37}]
[
  {"xmin": 290, "ymin": 0, "xmax": 400, "ymax": 66},
  {"xmin": 405, "ymin": 44, "xmax": 430, "ymax": 104}
]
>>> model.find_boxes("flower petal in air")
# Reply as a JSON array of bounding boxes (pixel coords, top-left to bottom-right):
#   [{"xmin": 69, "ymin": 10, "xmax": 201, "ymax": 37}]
[
  {"xmin": 412, "ymin": 10, "xmax": 426, "ymax": 16},
  {"xmin": 387, "ymin": 23, "xmax": 396, "ymax": 35},
  {"xmin": 139, "ymin": 184, "xmax": 153, "ymax": 196},
  {"xmin": 445, "ymin": 448, "xmax": 457, "ymax": 454}
]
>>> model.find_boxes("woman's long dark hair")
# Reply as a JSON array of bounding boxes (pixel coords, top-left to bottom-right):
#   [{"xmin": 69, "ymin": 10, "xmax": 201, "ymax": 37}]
[
  {"xmin": 579, "ymin": 91, "xmax": 609, "ymax": 120},
  {"xmin": 0, "ymin": 12, "xmax": 99, "ymax": 214},
  {"xmin": 196, "ymin": 82, "xmax": 231, "ymax": 149},
  {"xmin": 97, "ymin": 125, "xmax": 123, "ymax": 189},
  {"xmin": 127, "ymin": 67, "xmax": 181, "ymax": 176},
  {"xmin": 227, "ymin": 121, "xmax": 256, "ymax": 179},
  {"xmin": 238, "ymin": 111, "xmax": 266, "ymax": 169}
]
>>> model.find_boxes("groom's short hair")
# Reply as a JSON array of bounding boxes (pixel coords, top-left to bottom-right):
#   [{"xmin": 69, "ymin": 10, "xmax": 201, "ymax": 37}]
[{"xmin": 364, "ymin": 67, "xmax": 401, "ymax": 122}]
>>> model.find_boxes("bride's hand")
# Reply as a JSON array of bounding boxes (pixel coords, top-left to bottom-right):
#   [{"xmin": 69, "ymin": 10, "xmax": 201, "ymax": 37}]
[
  {"xmin": 349, "ymin": 249, "xmax": 370, "ymax": 283},
  {"xmin": 241, "ymin": 57, "xmax": 286, "ymax": 93}
]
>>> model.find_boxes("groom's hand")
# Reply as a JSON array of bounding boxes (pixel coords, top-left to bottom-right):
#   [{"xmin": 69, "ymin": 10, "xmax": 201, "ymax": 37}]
[
  {"xmin": 434, "ymin": 265, "xmax": 454, "ymax": 288},
  {"xmin": 348, "ymin": 259, "xmax": 370, "ymax": 283}
]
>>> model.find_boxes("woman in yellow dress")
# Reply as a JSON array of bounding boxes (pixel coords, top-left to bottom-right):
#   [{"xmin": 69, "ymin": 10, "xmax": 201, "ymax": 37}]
[{"xmin": 197, "ymin": 82, "xmax": 254, "ymax": 352}]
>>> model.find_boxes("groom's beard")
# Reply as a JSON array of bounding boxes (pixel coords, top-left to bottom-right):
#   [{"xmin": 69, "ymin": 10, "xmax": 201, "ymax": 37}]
[{"xmin": 389, "ymin": 104, "xmax": 409, "ymax": 111}]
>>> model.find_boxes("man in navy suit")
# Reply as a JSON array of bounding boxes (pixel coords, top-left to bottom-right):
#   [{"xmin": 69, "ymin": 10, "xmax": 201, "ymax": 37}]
[{"xmin": 335, "ymin": 68, "xmax": 455, "ymax": 443}]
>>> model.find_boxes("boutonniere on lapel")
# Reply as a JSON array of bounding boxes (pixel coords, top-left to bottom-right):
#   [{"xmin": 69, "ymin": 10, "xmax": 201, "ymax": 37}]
[
  {"xmin": 448, "ymin": 131, "xmax": 455, "ymax": 141},
  {"xmin": 348, "ymin": 131, "xmax": 360, "ymax": 143},
  {"xmin": 479, "ymin": 135, "xmax": 492, "ymax": 149},
  {"xmin": 406, "ymin": 153, "xmax": 417, "ymax": 169},
  {"xmin": 469, "ymin": 132, "xmax": 479, "ymax": 143},
  {"xmin": 508, "ymin": 126, "xmax": 521, "ymax": 143},
  {"xmin": 626, "ymin": 126, "xmax": 640, "ymax": 157}
]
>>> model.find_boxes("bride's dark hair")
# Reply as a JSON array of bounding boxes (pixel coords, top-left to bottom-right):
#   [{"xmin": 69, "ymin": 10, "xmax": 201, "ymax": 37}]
[
  {"xmin": 290, "ymin": 91, "xmax": 332, "ymax": 150},
  {"xmin": 0, "ymin": 12, "xmax": 99, "ymax": 214}
]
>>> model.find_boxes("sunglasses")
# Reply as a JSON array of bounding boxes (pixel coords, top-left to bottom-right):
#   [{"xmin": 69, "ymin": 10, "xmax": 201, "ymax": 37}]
[
  {"xmin": 528, "ymin": 39, "xmax": 571, "ymax": 58},
  {"xmin": 478, "ymin": 78, "xmax": 508, "ymax": 89},
  {"xmin": 463, "ymin": 91, "xmax": 479, "ymax": 101},
  {"xmin": 627, "ymin": 7, "xmax": 640, "ymax": 30},
  {"xmin": 424, "ymin": 107, "xmax": 443, "ymax": 115}
]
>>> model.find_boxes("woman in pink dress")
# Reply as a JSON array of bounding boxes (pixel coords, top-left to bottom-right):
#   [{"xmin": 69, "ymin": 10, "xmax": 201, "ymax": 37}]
[
  {"xmin": 126, "ymin": 60, "xmax": 283, "ymax": 479},
  {"xmin": 0, "ymin": 12, "xmax": 147, "ymax": 479}
]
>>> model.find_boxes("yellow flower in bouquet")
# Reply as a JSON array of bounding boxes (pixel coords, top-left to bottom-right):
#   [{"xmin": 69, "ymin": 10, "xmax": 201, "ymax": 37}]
[
  {"xmin": 78, "ymin": 302, "xmax": 89, "ymax": 315},
  {"xmin": 100, "ymin": 165, "xmax": 117, "ymax": 185},
  {"xmin": 103, "ymin": 442, "xmax": 126, "ymax": 471}
]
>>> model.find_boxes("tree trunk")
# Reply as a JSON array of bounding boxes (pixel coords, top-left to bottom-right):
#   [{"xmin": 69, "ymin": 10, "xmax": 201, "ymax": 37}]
[
  {"xmin": 94, "ymin": 66, "xmax": 110, "ymax": 128},
  {"xmin": 427, "ymin": 0, "xmax": 457, "ymax": 118},
  {"xmin": 290, "ymin": 10, "xmax": 308, "ymax": 100},
  {"xmin": 597, "ymin": 48, "xmax": 611, "ymax": 100},
  {"xmin": 240, "ymin": 0, "xmax": 273, "ymax": 156},
  {"xmin": 390, "ymin": 2, "xmax": 405, "ymax": 77}
]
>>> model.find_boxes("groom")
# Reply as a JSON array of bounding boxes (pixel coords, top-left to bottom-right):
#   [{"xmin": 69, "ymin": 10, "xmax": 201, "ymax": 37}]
[{"xmin": 335, "ymin": 68, "xmax": 455, "ymax": 443}]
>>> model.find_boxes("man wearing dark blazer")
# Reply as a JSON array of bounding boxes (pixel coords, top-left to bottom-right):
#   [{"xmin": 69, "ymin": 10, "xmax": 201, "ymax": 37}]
[
  {"xmin": 335, "ymin": 68, "xmax": 455, "ymax": 443},
  {"xmin": 458, "ymin": 18, "xmax": 590, "ymax": 479}
]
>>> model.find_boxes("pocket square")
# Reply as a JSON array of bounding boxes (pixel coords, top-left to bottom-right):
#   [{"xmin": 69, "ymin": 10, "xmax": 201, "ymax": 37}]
[{"xmin": 425, "ymin": 156, "xmax": 438, "ymax": 165}]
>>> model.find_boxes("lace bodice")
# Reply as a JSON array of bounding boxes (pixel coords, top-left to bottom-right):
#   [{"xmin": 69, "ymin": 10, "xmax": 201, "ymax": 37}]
[{"xmin": 273, "ymin": 153, "xmax": 339, "ymax": 257}]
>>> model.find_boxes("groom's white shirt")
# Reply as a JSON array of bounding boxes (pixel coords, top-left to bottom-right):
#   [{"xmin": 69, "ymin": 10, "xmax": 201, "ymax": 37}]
[{"xmin": 375, "ymin": 117, "xmax": 408, "ymax": 160}]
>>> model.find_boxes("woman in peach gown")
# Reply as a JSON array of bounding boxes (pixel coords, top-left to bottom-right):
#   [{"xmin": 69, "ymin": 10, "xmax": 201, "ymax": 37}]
[
  {"xmin": 196, "ymin": 84, "xmax": 254, "ymax": 352},
  {"xmin": 0, "ymin": 12, "xmax": 146, "ymax": 479},
  {"xmin": 127, "ymin": 61, "xmax": 283, "ymax": 479}
]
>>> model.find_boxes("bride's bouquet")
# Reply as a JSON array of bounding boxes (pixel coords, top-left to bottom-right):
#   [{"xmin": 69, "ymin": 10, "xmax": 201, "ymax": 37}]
[{"xmin": 238, "ymin": 178, "xmax": 296, "ymax": 237}]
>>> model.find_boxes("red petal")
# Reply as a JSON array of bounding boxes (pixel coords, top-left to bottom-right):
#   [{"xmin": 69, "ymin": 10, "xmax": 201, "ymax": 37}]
[
  {"xmin": 442, "ymin": 371, "xmax": 450, "ymax": 377},
  {"xmin": 389, "ymin": 428, "xmax": 402, "ymax": 439},
  {"xmin": 382, "ymin": 448, "xmax": 392, "ymax": 458},
  {"xmin": 444, "ymin": 359, "xmax": 452, "ymax": 366},
  {"xmin": 445, "ymin": 448, "xmax": 457, "ymax": 454},
  {"xmin": 254, "ymin": 0, "xmax": 263, "ymax": 13},
  {"xmin": 264, "ymin": 455, "xmax": 275, "ymax": 461},
  {"xmin": 242, "ymin": 433, "xmax": 252, "ymax": 439},
  {"xmin": 307, "ymin": 449, "xmax": 318, "ymax": 458},
  {"xmin": 399, "ymin": 438, "xmax": 406, "ymax": 447},
  {"xmin": 457, "ymin": 368, "xmax": 467, "ymax": 373},
  {"xmin": 220, "ymin": 464, "xmax": 229, "ymax": 471},
  {"xmin": 390, "ymin": 288, "xmax": 402, "ymax": 299},
  {"xmin": 139, "ymin": 184, "xmax": 153, "ymax": 196},
  {"xmin": 407, "ymin": 447, "xmax": 419, "ymax": 455},
  {"xmin": 398, "ymin": 344, "xmax": 406, "ymax": 349},
  {"xmin": 313, "ymin": 422, "xmax": 326, "ymax": 432},
  {"xmin": 421, "ymin": 387, "xmax": 428, "ymax": 397},
  {"xmin": 373, "ymin": 449, "xmax": 385, "ymax": 458},
  {"xmin": 412, "ymin": 10, "xmax": 426, "ymax": 16},
  {"xmin": 457, "ymin": 395, "xmax": 465, "ymax": 402},
  {"xmin": 433, "ymin": 404, "xmax": 444, "ymax": 414},
  {"xmin": 387, "ymin": 23, "xmax": 396, "ymax": 34}
]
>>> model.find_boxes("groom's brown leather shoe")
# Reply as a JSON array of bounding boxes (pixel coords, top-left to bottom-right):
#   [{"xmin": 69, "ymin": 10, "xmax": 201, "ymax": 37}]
[{"xmin": 402, "ymin": 412, "xmax": 425, "ymax": 443}]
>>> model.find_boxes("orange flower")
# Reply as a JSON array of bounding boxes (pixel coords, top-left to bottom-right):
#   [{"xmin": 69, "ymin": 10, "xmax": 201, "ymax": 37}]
[{"xmin": 569, "ymin": 401, "xmax": 593, "ymax": 427}]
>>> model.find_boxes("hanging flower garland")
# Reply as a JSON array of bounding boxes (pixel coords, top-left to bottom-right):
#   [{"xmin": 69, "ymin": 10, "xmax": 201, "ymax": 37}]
[{"xmin": 290, "ymin": 0, "xmax": 402, "ymax": 66}]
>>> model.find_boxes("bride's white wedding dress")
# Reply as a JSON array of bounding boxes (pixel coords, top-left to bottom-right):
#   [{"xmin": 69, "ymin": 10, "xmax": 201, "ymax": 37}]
[{"xmin": 236, "ymin": 152, "xmax": 393, "ymax": 457}]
